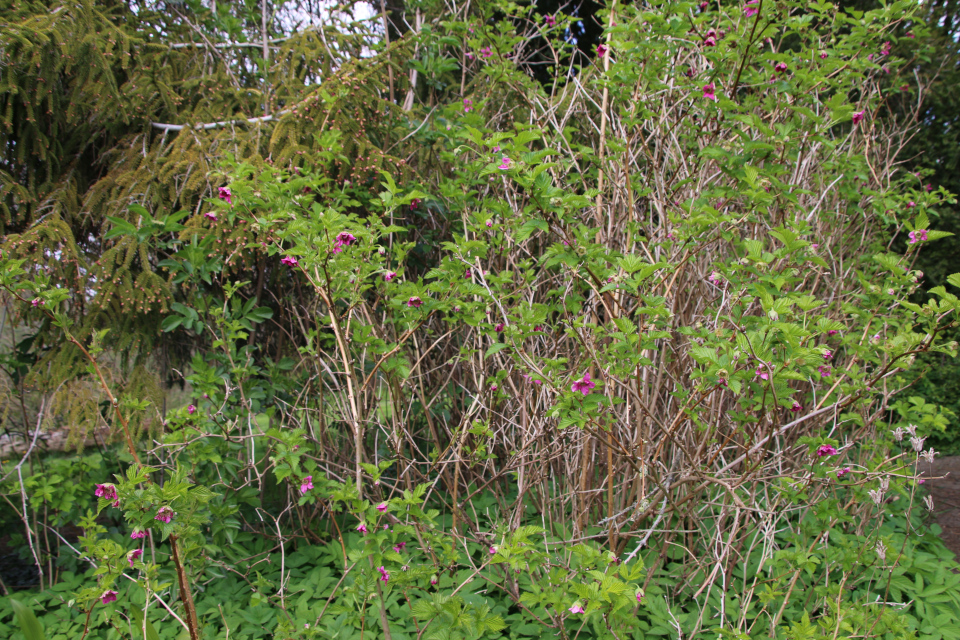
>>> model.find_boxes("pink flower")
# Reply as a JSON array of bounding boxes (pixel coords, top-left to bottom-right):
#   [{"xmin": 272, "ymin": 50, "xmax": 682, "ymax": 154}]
[
  {"xmin": 281, "ymin": 256, "xmax": 299, "ymax": 267},
  {"xmin": 463, "ymin": 98, "xmax": 472, "ymax": 113},
  {"xmin": 828, "ymin": 330, "xmax": 839, "ymax": 336},
  {"xmin": 823, "ymin": 350, "xmax": 833, "ymax": 360},
  {"xmin": 155, "ymin": 506, "xmax": 175, "ymax": 523},
  {"xmin": 926, "ymin": 183, "xmax": 933, "ymax": 192},
  {"xmin": 498, "ymin": 156, "xmax": 512, "ymax": 170},
  {"xmin": 837, "ymin": 467, "xmax": 851, "ymax": 478},
  {"xmin": 130, "ymin": 529, "xmax": 147, "ymax": 539},
  {"xmin": 534, "ymin": 325, "xmax": 544, "ymax": 332},
  {"xmin": 378, "ymin": 566, "xmax": 390, "ymax": 582},
  {"xmin": 703, "ymin": 82, "xmax": 717, "ymax": 101},
  {"xmin": 410, "ymin": 198, "xmax": 421, "ymax": 209},
  {"xmin": 494, "ymin": 323, "xmax": 504, "ymax": 332},
  {"xmin": 300, "ymin": 476, "xmax": 313, "ymax": 494},
  {"xmin": 820, "ymin": 51, "xmax": 828, "ymax": 59},
  {"xmin": 744, "ymin": 0, "xmax": 759, "ymax": 17},
  {"xmin": 907, "ymin": 32, "xmax": 915, "ymax": 38},
  {"xmin": 393, "ymin": 542, "xmax": 406, "ymax": 553},
  {"xmin": 377, "ymin": 502, "xmax": 388, "ymax": 512},
  {"xmin": 908, "ymin": 229, "xmax": 928, "ymax": 244},
  {"xmin": 31, "ymin": 298, "xmax": 43, "ymax": 307},
  {"xmin": 333, "ymin": 231, "xmax": 357, "ymax": 253},
  {"xmin": 817, "ymin": 444, "xmax": 838, "ymax": 457},
  {"xmin": 754, "ymin": 365, "xmax": 769, "ymax": 381},
  {"xmin": 571, "ymin": 372, "xmax": 596, "ymax": 395},
  {"xmin": 357, "ymin": 523, "xmax": 368, "ymax": 534},
  {"xmin": 790, "ymin": 400, "xmax": 802, "ymax": 412},
  {"xmin": 704, "ymin": 36, "xmax": 717, "ymax": 47},
  {"xmin": 880, "ymin": 41, "xmax": 891, "ymax": 56},
  {"xmin": 127, "ymin": 549, "xmax": 143, "ymax": 567},
  {"xmin": 700, "ymin": 1, "xmax": 709, "ymax": 8},
  {"xmin": 485, "ymin": 220, "xmax": 493, "ymax": 228},
  {"xmin": 852, "ymin": 110, "xmax": 865, "ymax": 125},
  {"xmin": 466, "ymin": 52, "xmax": 474, "ymax": 60},
  {"xmin": 187, "ymin": 404, "xmax": 196, "ymax": 415},
  {"xmin": 708, "ymin": 271, "xmax": 722, "ymax": 285},
  {"xmin": 490, "ymin": 384, "xmax": 498, "ymax": 391},
  {"xmin": 430, "ymin": 577, "xmax": 438, "ymax": 585},
  {"xmin": 544, "ymin": 15, "xmax": 556, "ymax": 27},
  {"xmin": 481, "ymin": 47, "xmax": 492, "ymax": 58},
  {"xmin": 218, "ymin": 187, "xmax": 232, "ymax": 205},
  {"xmin": 101, "ymin": 590, "xmax": 118, "ymax": 605},
  {"xmin": 204, "ymin": 212, "xmax": 218, "ymax": 221},
  {"xmin": 489, "ymin": 546, "xmax": 497, "ymax": 555},
  {"xmin": 407, "ymin": 296, "xmax": 422, "ymax": 308},
  {"xmin": 906, "ymin": 201, "xmax": 916, "ymax": 209},
  {"xmin": 774, "ymin": 62, "xmax": 787, "ymax": 73},
  {"xmin": 568, "ymin": 604, "xmax": 585, "ymax": 614},
  {"xmin": 817, "ymin": 365, "xmax": 831, "ymax": 378},
  {"xmin": 95, "ymin": 484, "xmax": 118, "ymax": 501},
  {"xmin": 384, "ymin": 271, "xmax": 397, "ymax": 282},
  {"xmin": 596, "ymin": 44, "xmax": 608, "ymax": 57}
]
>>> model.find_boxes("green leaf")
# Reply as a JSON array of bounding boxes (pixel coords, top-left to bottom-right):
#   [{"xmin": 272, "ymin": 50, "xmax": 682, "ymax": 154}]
[
  {"xmin": 129, "ymin": 607, "xmax": 161, "ymax": 640},
  {"xmin": 10, "ymin": 599, "xmax": 45, "ymax": 640}
]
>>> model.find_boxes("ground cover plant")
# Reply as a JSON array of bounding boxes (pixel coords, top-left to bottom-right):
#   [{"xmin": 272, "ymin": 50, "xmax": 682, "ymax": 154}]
[{"xmin": 2, "ymin": 0, "xmax": 960, "ymax": 638}]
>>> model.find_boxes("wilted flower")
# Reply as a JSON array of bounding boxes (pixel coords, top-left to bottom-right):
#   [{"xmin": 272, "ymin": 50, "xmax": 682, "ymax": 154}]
[
  {"xmin": 921, "ymin": 448, "xmax": 936, "ymax": 464},
  {"xmin": 875, "ymin": 541, "xmax": 887, "ymax": 562},
  {"xmin": 128, "ymin": 549, "xmax": 143, "ymax": 567},
  {"xmin": 596, "ymin": 44, "xmax": 608, "ymax": 57},
  {"xmin": 868, "ymin": 489, "xmax": 884, "ymax": 505},
  {"xmin": 218, "ymin": 186, "xmax": 232, "ymax": 205},
  {"xmin": 407, "ymin": 296, "xmax": 423, "ymax": 308},
  {"xmin": 300, "ymin": 476, "xmax": 313, "ymax": 494},
  {"xmin": 924, "ymin": 495, "xmax": 935, "ymax": 511},
  {"xmin": 281, "ymin": 256, "xmax": 298, "ymax": 267},
  {"xmin": 790, "ymin": 400, "xmax": 802, "ymax": 412},
  {"xmin": 891, "ymin": 427, "xmax": 904, "ymax": 441},
  {"xmin": 905, "ymin": 424, "xmax": 917, "ymax": 436},
  {"xmin": 571, "ymin": 373, "xmax": 596, "ymax": 395},
  {"xmin": 155, "ymin": 506, "xmax": 174, "ymax": 523},
  {"xmin": 910, "ymin": 436, "xmax": 926, "ymax": 452},
  {"xmin": 101, "ymin": 590, "xmax": 118, "ymax": 605},
  {"xmin": 816, "ymin": 444, "xmax": 838, "ymax": 457},
  {"xmin": 774, "ymin": 62, "xmax": 788, "ymax": 73},
  {"xmin": 704, "ymin": 35, "xmax": 716, "ymax": 47}
]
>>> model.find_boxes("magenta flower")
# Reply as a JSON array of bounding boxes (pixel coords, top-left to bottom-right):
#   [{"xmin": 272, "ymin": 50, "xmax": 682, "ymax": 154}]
[
  {"xmin": 378, "ymin": 566, "xmax": 390, "ymax": 582},
  {"xmin": 880, "ymin": 41, "xmax": 891, "ymax": 56},
  {"xmin": 819, "ymin": 51, "xmax": 828, "ymax": 59},
  {"xmin": 498, "ymin": 156, "xmax": 512, "ymax": 170},
  {"xmin": 281, "ymin": 256, "xmax": 298, "ymax": 267},
  {"xmin": 95, "ymin": 483, "xmax": 118, "ymax": 501},
  {"xmin": 700, "ymin": 1, "xmax": 709, "ymax": 8},
  {"xmin": 128, "ymin": 549, "xmax": 143, "ymax": 567},
  {"xmin": 774, "ymin": 62, "xmax": 787, "ymax": 73},
  {"xmin": 393, "ymin": 542, "xmax": 406, "ymax": 553},
  {"xmin": 333, "ymin": 231, "xmax": 357, "ymax": 253},
  {"xmin": 204, "ymin": 212, "xmax": 218, "ymax": 221},
  {"xmin": 463, "ymin": 98, "xmax": 473, "ymax": 113},
  {"xmin": 430, "ymin": 577, "xmax": 438, "ymax": 585},
  {"xmin": 817, "ymin": 365, "xmax": 831, "ymax": 378},
  {"xmin": 568, "ymin": 604, "xmax": 585, "ymax": 614},
  {"xmin": 571, "ymin": 372, "xmax": 596, "ymax": 395},
  {"xmin": 852, "ymin": 110, "xmax": 865, "ymax": 125},
  {"xmin": 907, "ymin": 201, "xmax": 916, "ymax": 209},
  {"xmin": 155, "ymin": 506, "xmax": 175, "ymax": 523},
  {"xmin": 485, "ymin": 220, "xmax": 493, "ymax": 228},
  {"xmin": 704, "ymin": 35, "xmax": 716, "ymax": 47},
  {"xmin": 357, "ymin": 523, "xmax": 368, "ymax": 534},
  {"xmin": 407, "ymin": 296, "xmax": 423, "ymax": 308},
  {"xmin": 828, "ymin": 330, "xmax": 839, "ymax": 336},
  {"xmin": 384, "ymin": 271, "xmax": 397, "ymax": 282},
  {"xmin": 481, "ymin": 47, "xmax": 492, "ymax": 58},
  {"xmin": 101, "ymin": 590, "xmax": 118, "ymax": 605},
  {"xmin": 130, "ymin": 529, "xmax": 147, "ymax": 539},
  {"xmin": 495, "ymin": 323, "xmax": 504, "ymax": 332},
  {"xmin": 377, "ymin": 502, "xmax": 388, "ymax": 512},
  {"xmin": 708, "ymin": 271, "xmax": 722, "ymax": 285},
  {"xmin": 31, "ymin": 298, "xmax": 43, "ymax": 307},
  {"xmin": 300, "ymin": 476, "xmax": 313, "ymax": 494},
  {"xmin": 410, "ymin": 198, "xmax": 421, "ymax": 210},
  {"xmin": 489, "ymin": 546, "xmax": 497, "ymax": 555},
  {"xmin": 817, "ymin": 444, "xmax": 838, "ymax": 457},
  {"xmin": 754, "ymin": 365, "xmax": 769, "ymax": 381},
  {"xmin": 218, "ymin": 187, "xmax": 232, "ymax": 205},
  {"xmin": 744, "ymin": 0, "xmax": 759, "ymax": 17},
  {"xmin": 908, "ymin": 229, "xmax": 928, "ymax": 244},
  {"xmin": 544, "ymin": 15, "xmax": 556, "ymax": 27},
  {"xmin": 837, "ymin": 467, "xmax": 852, "ymax": 478},
  {"xmin": 790, "ymin": 400, "xmax": 802, "ymax": 412},
  {"xmin": 703, "ymin": 82, "xmax": 717, "ymax": 101},
  {"xmin": 596, "ymin": 44, "xmax": 608, "ymax": 57},
  {"xmin": 490, "ymin": 384, "xmax": 498, "ymax": 391},
  {"xmin": 636, "ymin": 591, "xmax": 644, "ymax": 603}
]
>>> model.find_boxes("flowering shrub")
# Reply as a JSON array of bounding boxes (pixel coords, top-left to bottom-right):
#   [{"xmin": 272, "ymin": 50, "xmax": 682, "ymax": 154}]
[{"xmin": 2, "ymin": 0, "xmax": 960, "ymax": 639}]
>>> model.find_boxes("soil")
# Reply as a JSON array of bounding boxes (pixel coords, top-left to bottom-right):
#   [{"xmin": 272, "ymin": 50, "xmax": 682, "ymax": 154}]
[{"xmin": 928, "ymin": 456, "xmax": 960, "ymax": 557}]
